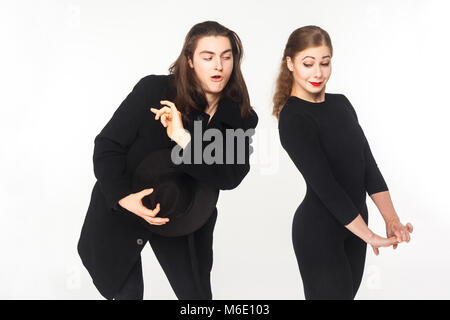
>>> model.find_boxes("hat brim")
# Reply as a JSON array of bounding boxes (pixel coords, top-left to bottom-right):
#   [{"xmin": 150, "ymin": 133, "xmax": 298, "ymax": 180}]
[
  {"xmin": 140, "ymin": 181, "xmax": 218, "ymax": 237},
  {"xmin": 127, "ymin": 148, "xmax": 219, "ymax": 237}
]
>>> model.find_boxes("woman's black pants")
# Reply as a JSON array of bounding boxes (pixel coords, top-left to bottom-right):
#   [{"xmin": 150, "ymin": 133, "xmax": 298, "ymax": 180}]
[
  {"xmin": 292, "ymin": 202, "xmax": 368, "ymax": 300},
  {"xmin": 114, "ymin": 209, "xmax": 218, "ymax": 300}
]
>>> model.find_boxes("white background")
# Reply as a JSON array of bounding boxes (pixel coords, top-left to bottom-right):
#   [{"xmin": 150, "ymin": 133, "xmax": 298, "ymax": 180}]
[{"xmin": 1, "ymin": 0, "xmax": 449, "ymax": 299}]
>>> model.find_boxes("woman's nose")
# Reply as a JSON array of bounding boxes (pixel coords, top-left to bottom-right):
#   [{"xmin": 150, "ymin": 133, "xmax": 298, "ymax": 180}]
[{"xmin": 314, "ymin": 65, "xmax": 322, "ymax": 78}]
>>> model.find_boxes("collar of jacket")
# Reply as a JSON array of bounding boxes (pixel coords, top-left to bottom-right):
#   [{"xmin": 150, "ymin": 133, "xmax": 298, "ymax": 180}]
[{"xmin": 189, "ymin": 97, "xmax": 243, "ymax": 129}]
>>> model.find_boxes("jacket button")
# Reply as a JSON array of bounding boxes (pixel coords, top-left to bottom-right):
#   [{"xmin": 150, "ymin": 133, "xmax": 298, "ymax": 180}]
[{"xmin": 136, "ymin": 238, "xmax": 144, "ymax": 245}]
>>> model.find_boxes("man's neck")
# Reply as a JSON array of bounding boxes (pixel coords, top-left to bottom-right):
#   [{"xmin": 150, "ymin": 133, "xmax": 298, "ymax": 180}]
[{"xmin": 204, "ymin": 92, "xmax": 220, "ymax": 116}]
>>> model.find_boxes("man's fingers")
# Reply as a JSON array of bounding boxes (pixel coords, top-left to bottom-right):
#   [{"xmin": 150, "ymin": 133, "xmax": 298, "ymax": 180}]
[
  {"xmin": 160, "ymin": 100, "xmax": 177, "ymax": 110},
  {"xmin": 145, "ymin": 203, "xmax": 162, "ymax": 217},
  {"xmin": 153, "ymin": 203, "xmax": 161, "ymax": 215},
  {"xmin": 140, "ymin": 206, "xmax": 169, "ymax": 225},
  {"xmin": 143, "ymin": 216, "xmax": 167, "ymax": 226},
  {"xmin": 154, "ymin": 107, "xmax": 171, "ymax": 120},
  {"xmin": 161, "ymin": 114, "xmax": 168, "ymax": 127},
  {"xmin": 150, "ymin": 107, "xmax": 169, "ymax": 118},
  {"xmin": 146, "ymin": 216, "xmax": 169, "ymax": 225},
  {"xmin": 150, "ymin": 106, "xmax": 171, "ymax": 120},
  {"xmin": 139, "ymin": 203, "xmax": 161, "ymax": 218},
  {"xmin": 138, "ymin": 188, "xmax": 154, "ymax": 197}
]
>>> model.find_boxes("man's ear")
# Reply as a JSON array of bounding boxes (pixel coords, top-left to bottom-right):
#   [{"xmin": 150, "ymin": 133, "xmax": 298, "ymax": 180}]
[{"xmin": 286, "ymin": 56, "xmax": 294, "ymax": 72}]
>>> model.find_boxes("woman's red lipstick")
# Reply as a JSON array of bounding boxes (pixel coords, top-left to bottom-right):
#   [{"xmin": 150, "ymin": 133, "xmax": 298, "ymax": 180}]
[{"xmin": 310, "ymin": 81, "xmax": 323, "ymax": 87}]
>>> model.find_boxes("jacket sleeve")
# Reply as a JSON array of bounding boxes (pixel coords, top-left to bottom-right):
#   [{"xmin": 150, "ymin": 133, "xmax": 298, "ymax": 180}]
[
  {"xmin": 93, "ymin": 76, "xmax": 152, "ymax": 211},
  {"xmin": 176, "ymin": 110, "xmax": 258, "ymax": 190},
  {"xmin": 341, "ymin": 95, "xmax": 389, "ymax": 196},
  {"xmin": 278, "ymin": 110, "xmax": 359, "ymax": 226}
]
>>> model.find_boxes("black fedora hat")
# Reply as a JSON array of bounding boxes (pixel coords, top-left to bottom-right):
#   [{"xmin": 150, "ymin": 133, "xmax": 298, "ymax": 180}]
[{"xmin": 130, "ymin": 148, "xmax": 219, "ymax": 237}]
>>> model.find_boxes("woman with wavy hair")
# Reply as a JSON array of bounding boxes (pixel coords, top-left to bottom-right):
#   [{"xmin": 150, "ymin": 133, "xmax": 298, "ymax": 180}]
[
  {"xmin": 78, "ymin": 21, "xmax": 258, "ymax": 300},
  {"xmin": 274, "ymin": 25, "xmax": 413, "ymax": 299}
]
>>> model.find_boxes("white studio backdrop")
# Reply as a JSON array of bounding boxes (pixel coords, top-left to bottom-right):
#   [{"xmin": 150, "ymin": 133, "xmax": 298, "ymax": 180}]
[{"xmin": 1, "ymin": 0, "xmax": 449, "ymax": 299}]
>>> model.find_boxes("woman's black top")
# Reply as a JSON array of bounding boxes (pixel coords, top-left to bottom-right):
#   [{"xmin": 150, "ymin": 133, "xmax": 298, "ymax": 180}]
[{"xmin": 278, "ymin": 93, "xmax": 388, "ymax": 226}]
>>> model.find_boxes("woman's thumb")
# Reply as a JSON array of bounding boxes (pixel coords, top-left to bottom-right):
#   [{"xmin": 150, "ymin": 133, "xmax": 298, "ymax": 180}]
[{"xmin": 387, "ymin": 236, "xmax": 399, "ymax": 246}]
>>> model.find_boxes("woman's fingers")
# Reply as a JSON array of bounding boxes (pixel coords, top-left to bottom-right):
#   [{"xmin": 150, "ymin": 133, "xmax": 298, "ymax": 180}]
[
  {"xmin": 399, "ymin": 230, "xmax": 405, "ymax": 242},
  {"xmin": 372, "ymin": 245, "xmax": 379, "ymax": 256},
  {"xmin": 394, "ymin": 230, "xmax": 402, "ymax": 243},
  {"xmin": 405, "ymin": 222, "xmax": 413, "ymax": 242},
  {"xmin": 385, "ymin": 236, "xmax": 399, "ymax": 247},
  {"xmin": 372, "ymin": 232, "xmax": 401, "ymax": 247},
  {"xmin": 393, "ymin": 243, "xmax": 398, "ymax": 249}
]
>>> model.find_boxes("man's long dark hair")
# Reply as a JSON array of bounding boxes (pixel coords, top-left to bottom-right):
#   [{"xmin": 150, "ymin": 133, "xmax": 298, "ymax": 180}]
[{"xmin": 168, "ymin": 21, "xmax": 253, "ymax": 121}]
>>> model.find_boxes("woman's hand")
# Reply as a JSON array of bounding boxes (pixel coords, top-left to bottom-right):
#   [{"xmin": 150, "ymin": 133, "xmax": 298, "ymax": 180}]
[
  {"xmin": 345, "ymin": 214, "xmax": 398, "ymax": 255},
  {"xmin": 150, "ymin": 100, "xmax": 191, "ymax": 148},
  {"xmin": 118, "ymin": 188, "xmax": 169, "ymax": 225},
  {"xmin": 385, "ymin": 217, "xmax": 413, "ymax": 249},
  {"xmin": 366, "ymin": 232, "xmax": 399, "ymax": 256}
]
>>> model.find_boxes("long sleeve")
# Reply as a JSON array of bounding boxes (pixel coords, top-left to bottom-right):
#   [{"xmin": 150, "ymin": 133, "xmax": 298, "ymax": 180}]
[
  {"xmin": 278, "ymin": 110, "xmax": 359, "ymax": 226},
  {"xmin": 93, "ymin": 76, "xmax": 152, "ymax": 211},
  {"xmin": 176, "ymin": 110, "xmax": 258, "ymax": 190},
  {"xmin": 341, "ymin": 95, "xmax": 389, "ymax": 196}
]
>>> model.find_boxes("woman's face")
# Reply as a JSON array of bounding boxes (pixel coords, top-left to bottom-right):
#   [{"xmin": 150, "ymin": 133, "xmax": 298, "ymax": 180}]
[
  {"xmin": 188, "ymin": 35, "xmax": 234, "ymax": 96},
  {"xmin": 286, "ymin": 45, "xmax": 332, "ymax": 96}
]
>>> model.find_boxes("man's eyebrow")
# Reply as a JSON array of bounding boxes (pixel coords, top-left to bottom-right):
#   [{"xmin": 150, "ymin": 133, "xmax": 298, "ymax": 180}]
[
  {"xmin": 199, "ymin": 49, "xmax": 233, "ymax": 55},
  {"xmin": 302, "ymin": 55, "xmax": 331, "ymax": 60}
]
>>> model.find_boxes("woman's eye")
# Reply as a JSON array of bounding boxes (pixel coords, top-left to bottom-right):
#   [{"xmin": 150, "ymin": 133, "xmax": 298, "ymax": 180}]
[
  {"xmin": 303, "ymin": 63, "xmax": 330, "ymax": 67},
  {"xmin": 204, "ymin": 57, "xmax": 213, "ymax": 61},
  {"xmin": 223, "ymin": 56, "xmax": 232, "ymax": 60}
]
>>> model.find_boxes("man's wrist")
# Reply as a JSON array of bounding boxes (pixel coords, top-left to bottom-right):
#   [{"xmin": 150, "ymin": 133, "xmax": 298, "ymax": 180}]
[{"xmin": 172, "ymin": 129, "xmax": 191, "ymax": 149}]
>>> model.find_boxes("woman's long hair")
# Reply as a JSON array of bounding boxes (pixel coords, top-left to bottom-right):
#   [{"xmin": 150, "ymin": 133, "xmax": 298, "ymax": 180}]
[
  {"xmin": 169, "ymin": 21, "xmax": 252, "ymax": 120},
  {"xmin": 272, "ymin": 25, "xmax": 333, "ymax": 120}
]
